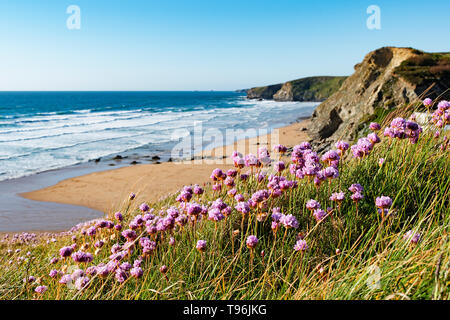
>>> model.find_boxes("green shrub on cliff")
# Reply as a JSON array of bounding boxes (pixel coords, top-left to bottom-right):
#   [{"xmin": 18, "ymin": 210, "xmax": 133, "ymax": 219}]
[
  {"xmin": 395, "ymin": 51, "xmax": 450, "ymax": 87},
  {"xmin": 289, "ymin": 76, "xmax": 347, "ymax": 101}
]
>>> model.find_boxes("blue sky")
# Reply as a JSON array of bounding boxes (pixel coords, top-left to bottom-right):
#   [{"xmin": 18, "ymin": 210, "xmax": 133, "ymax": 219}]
[{"xmin": 0, "ymin": 0, "xmax": 449, "ymax": 91}]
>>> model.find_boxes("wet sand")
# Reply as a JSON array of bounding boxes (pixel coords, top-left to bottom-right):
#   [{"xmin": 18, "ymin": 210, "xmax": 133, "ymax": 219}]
[
  {"xmin": 18, "ymin": 120, "xmax": 310, "ymax": 230},
  {"xmin": 0, "ymin": 163, "xmax": 111, "ymax": 233}
]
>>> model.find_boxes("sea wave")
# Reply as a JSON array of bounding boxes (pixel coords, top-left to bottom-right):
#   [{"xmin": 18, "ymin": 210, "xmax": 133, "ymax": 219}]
[
  {"xmin": 0, "ymin": 113, "xmax": 195, "ymax": 142},
  {"xmin": 0, "ymin": 93, "xmax": 318, "ymax": 181}
]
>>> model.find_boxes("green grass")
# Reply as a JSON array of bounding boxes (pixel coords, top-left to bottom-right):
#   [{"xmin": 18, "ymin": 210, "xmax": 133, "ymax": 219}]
[
  {"xmin": 0, "ymin": 106, "xmax": 449, "ymax": 300},
  {"xmin": 395, "ymin": 51, "xmax": 450, "ymax": 88},
  {"xmin": 356, "ymin": 106, "xmax": 395, "ymax": 140},
  {"xmin": 247, "ymin": 84, "xmax": 282, "ymax": 99},
  {"xmin": 247, "ymin": 76, "xmax": 346, "ymax": 101},
  {"xmin": 289, "ymin": 76, "xmax": 347, "ymax": 101}
]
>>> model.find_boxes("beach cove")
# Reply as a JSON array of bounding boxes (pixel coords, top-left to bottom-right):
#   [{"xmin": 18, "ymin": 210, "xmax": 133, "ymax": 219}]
[
  {"xmin": 20, "ymin": 120, "xmax": 310, "ymax": 231},
  {"xmin": 0, "ymin": 91, "xmax": 316, "ymax": 232}
]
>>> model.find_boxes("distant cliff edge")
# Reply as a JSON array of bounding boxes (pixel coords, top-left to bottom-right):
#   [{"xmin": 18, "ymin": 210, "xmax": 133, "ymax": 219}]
[{"xmin": 245, "ymin": 76, "xmax": 347, "ymax": 102}]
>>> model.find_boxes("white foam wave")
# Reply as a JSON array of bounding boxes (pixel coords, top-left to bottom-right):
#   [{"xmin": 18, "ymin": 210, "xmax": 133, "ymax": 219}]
[{"xmin": 0, "ymin": 98, "xmax": 318, "ymax": 181}]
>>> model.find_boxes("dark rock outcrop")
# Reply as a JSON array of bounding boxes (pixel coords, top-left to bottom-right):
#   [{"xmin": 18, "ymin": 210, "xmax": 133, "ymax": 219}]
[{"xmin": 247, "ymin": 84, "xmax": 283, "ymax": 100}]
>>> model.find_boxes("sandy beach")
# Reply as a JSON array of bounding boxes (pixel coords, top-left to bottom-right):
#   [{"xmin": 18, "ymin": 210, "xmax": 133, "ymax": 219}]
[{"xmin": 22, "ymin": 120, "xmax": 310, "ymax": 215}]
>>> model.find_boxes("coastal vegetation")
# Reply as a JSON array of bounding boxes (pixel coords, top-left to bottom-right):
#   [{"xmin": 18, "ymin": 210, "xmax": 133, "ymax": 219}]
[
  {"xmin": 0, "ymin": 97, "xmax": 448, "ymax": 300},
  {"xmin": 394, "ymin": 51, "xmax": 450, "ymax": 88},
  {"xmin": 308, "ymin": 47, "xmax": 450, "ymax": 151},
  {"xmin": 246, "ymin": 76, "xmax": 346, "ymax": 101}
]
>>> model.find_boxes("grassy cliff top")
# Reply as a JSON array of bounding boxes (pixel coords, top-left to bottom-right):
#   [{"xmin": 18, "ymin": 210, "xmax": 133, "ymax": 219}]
[
  {"xmin": 247, "ymin": 76, "xmax": 347, "ymax": 101},
  {"xmin": 287, "ymin": 76, "xmax": 347, "ymax": 101},
  {"xmin": 395, "ymin": 50, "xmax": 450, "ymax": 87}
]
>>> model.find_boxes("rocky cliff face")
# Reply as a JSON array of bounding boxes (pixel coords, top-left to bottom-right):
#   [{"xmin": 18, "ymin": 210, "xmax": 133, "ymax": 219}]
[
  {"xmin": 308, "ymin": 47, "xmax": 450, "ymax": 151},
  {"xmin": 274, "ymin": 76, "xmax": 347, "ymax": 102},
  {"xmin": 247, "ymin": 84, "xmax": 282, "ymax": 99},
  {"xmin": 246, "ymin": 76, "xmax": 346, "ymax": 101}
]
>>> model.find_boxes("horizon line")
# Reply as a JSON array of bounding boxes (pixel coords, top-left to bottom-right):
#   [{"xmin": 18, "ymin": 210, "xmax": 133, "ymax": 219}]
[{"xmin": 0, "ymin": 90, "xmax": 245, "ymax": 93}]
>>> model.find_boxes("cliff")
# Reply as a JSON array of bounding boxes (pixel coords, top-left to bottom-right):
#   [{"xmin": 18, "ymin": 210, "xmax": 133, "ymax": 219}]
[
  {"xmin": 273, "ymin": 76, "xmax": 347, "ymax": 102},
  {"xmin": 246, "ymin": 84, "xmax": 283, "ymax": 99},
  {"xmin": 246, "ymin": 76, "xmax": 346, "ymax": 101},
  {"xmin": 308, "ymin": 47, "xmax": 450, "ymax": 151}
]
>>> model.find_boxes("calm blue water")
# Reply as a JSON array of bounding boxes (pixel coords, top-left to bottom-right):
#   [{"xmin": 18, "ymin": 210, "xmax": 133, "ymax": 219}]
[{"xmin": 0, "ymin": 91, "xmax": 317, "ymax": 181}]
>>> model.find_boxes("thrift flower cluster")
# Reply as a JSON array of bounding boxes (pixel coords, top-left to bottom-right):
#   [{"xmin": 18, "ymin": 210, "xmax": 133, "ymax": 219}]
[
  {"xmin": 384, "ymin": 117, "xmax": 422, "ymax": 144},
  {"xmin": 431, "ymin": 100, "xmax": 450, "ymax": 128}
]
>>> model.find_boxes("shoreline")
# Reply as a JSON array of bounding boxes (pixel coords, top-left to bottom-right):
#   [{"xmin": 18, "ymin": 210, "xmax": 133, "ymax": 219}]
[
  {"xmin": 0, "ymin": 118, "xmax": 310, "ymax": 234},
  {"xmin": 19, "ymin": 119, "xmax": 310, "ymax": 231},
  {"xmin": 0, "ymin": 162, "xmax": 116, "ymax": 233}
]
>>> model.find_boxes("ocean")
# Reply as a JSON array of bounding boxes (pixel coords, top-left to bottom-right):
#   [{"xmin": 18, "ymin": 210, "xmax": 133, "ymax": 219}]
[{"xmin": 0, "ymin": 91, "xmax": 318, "ymax": 182}]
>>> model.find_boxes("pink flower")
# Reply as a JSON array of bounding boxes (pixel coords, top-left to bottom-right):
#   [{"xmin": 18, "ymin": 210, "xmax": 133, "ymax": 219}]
[
  {"xmin": 306, "ymin": 199, "xmax": 321, "ymax": 211},
  {"xmin": 121, "ymin": 229, "xmax": 137, "ymax": 241},
  {"xmin": 58, "ymin": 246, "xmax": 72, "ymax": 258},
  {"xmin": 196, "ymin": 240, "xmax": 207, "ymax": 252},
  {"xmin": 369, "ymin": 122, "xmax": 381, "ymax": 131},
  {"xmin": 375, "ymin": 196, "xmax": 392, "ymax": 209},
  {"xmin": 423, "ymin": 98, "xmax": 432, "ymax": 107},
  {"xmin": 224, "ymin": 176, "xmax": 235, "ymax": 187},
  {"xmin": 294, "ymin": 239, "xmax": 308, "ymax": 252},
  {"xmin": 49, "ymin": 269, "xmax": 59, "ymax": 278},
  {"xmin": 208, "ymin": 208, "xmax": 225, "ymax": 222},
  {"xmin": 313, "ymin": 209, "xmax": 327, "ymax": 222},
  {"xmin": 273, "ymin": 144, "xmax": 287, "ymax": 153},
  {"xmin": 235, "ymin": 201, "xmax": 250, "ymax": 215},
  {"xmin": 244, "ymin": 154, "xmax": 258, "ymax": 167},
  {"xmin": 274, "ymin": 161, "xmax": 286, "ymax": 173},
  {"xmin": 212, "ymin": 168, "xmax": 224, "ymax": 180},
  {"xmin": 280, "ymin": 214, "xmax": 299, "ymax": 229},
  {"xmin": 139, "ymin": 203, "xmax": 150, "ymax": 212},
  {"xmin": 403, "ymin": 230, "xmax": 421, "ymax": 244},
  {"xmin": 246, "ymin": 235, "xmax": 258, "ymax": 249},
  {"xmin": 351, "ymin": 192, "xmax": 364, "ymax": 202},
  {"xmin": 330, "ymin": 192, "xmax": 345, "ymax": 202},
  {"xmin": 321, "ymin": 150, "xmax": 340, "ymax": 163},
  {"xmin": 367, "ymin": 133, "xmax": 381, "ymax": 144},
  {"xmin": 159, "ymin": 265, "xmax": 168, "ymax": 274},
  {"xmin": 335, "ymin": 140, "xmax": 349, "ymax": 151},
  {"xmin": 35, "ymin": 285, "xmax": 48, "ymax": 294},
  {"xmin": 349, "ymin": 183, "xmax": 364, "ymax": 194},
  {"xmin": 71, "ymin": 251, "xmax": 93, "ymax": 264},
  {"xmin": 193, "ymin": 185, "xmax": 204, "ymax": 195},
  {"xmin": 227, "ymin": 169, "xmax": 238, "ymax": 177},
  {"xmin": 114, "ymin": 212, "xmax": 123, "ymax": 221},
  {"xmin": 131, "ymin": 267, "xmax": 143, "ymax": 279}
]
